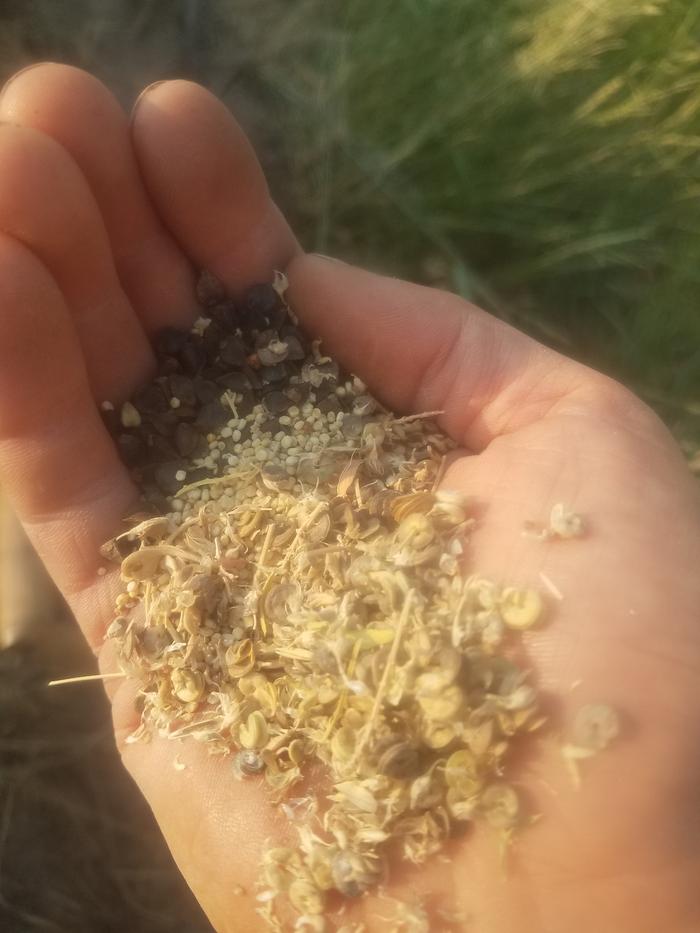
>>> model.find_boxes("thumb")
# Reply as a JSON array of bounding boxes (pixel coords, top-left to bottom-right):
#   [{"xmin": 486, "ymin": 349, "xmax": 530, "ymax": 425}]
[{"xmin": 286, "ymin": 254, "xmax": 589, "ymax": 450}]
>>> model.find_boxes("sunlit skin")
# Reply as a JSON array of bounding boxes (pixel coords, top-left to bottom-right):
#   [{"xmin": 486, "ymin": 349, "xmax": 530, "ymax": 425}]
[{"xmin": 0, "ymin": 64, "xmax": 699, "ymax": 933}]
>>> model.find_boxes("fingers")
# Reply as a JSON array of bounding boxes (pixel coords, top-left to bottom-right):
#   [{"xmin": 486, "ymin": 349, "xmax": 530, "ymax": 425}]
[
  {"xmin": 0, "ymin": 63, "xmax": 197, "ymax": 331},
  {"xmin": 130, "ymin": 80, "xmax": 301, "ymax": 291},
  {"xmin": 0, "ymin": 122, "xmax": 153, "ymax": 402},
  {"xmin": 287, "ymin": 255, "xmax": 587, "ymax": 450},
  {"xmin": 0, "ymin": 233, "xmax": 135, "ymax": 643}
]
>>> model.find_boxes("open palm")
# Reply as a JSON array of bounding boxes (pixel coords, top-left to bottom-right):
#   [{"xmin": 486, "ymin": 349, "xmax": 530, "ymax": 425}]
[{"xmin": 1, "ymin": 65, "xmax": 699, "ymax": 933}]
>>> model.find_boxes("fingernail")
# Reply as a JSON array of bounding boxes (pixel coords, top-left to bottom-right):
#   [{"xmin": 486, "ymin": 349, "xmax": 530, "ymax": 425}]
[
  {"xmin": 130, "ymin": 79, "xmax": 167, "ymax": 123},
  {"xmin": 0, "ymin": 62, "xmax": 48, "ymax": 102}
]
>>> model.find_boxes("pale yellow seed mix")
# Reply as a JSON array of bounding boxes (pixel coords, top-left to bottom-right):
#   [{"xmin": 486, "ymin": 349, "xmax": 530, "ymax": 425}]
[{"xmin": 103, "ymin": 275, "xmax": 618, "ymax": 931}]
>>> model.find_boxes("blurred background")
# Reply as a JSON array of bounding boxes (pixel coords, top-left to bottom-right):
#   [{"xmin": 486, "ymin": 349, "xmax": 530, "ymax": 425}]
[{"xmin": 0, "ymin": 0, "xmax": 698, "ymax": 930}]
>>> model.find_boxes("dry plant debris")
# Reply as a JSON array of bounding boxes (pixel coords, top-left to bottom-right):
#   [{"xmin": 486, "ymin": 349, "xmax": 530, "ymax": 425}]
[{"xmin": 101, "ymin": 273, "xmax": 618, "ymax": 931}]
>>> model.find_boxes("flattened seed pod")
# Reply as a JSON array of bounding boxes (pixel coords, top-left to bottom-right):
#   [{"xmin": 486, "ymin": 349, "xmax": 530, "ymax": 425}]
[
  {"xmin": 170, "ymin": 669, "xmax": 205, "ymax": 703},
  {"xmin": 480, "ymin": 783, "xmax": 519, "ymax": 829},
  {"xmin": 234, "ymin": 750, "xmax": 265, "ymax": 778},
  {"xmin": 331, "ymin": 850, "xmax": 380, "ymax": 897},
  {"xmin": 499, "ymin": 587, "xmax": 543, "ymax": 630},
  {"xmin": 571, "ymin": 703, "xmax": 620, "ymax": 752}
]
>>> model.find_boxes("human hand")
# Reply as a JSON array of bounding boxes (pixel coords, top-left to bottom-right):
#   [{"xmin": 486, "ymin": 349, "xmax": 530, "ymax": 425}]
[{"xmin": 0, "ymin": 65, "xmax": 698, "ymax": 933}]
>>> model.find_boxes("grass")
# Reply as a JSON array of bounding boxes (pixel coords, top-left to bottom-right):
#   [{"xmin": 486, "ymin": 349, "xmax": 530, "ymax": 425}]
[{"xmin": 242, "ymin": 0, "xmax": 700, "ymax": 450}]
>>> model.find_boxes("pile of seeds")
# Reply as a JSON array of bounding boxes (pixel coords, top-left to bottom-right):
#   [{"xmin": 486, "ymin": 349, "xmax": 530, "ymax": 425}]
[{"xmin": 102, "ymin": 274, "xmax": 618, "ymax": 932}]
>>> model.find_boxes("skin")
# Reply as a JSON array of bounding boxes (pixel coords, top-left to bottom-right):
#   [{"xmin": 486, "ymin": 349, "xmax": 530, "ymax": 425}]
[{"xmin": 0, "ymin": 63, "xmax": 698, "ymax": 933}]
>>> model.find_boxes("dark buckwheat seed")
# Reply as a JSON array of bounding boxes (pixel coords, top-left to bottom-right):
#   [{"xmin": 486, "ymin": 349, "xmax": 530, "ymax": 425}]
[
  {"xmin": 133, "ymin": 385, "xmax": 169, "ymax": 415},
  {"xmin": 243, "ymin": 283, "xmax": 281, "ymax": 320},
  {"xmin": 174, "ymin": 423, "xmax": 202, "ymax": 459},
  {"xmin": 210, "ymin": 300, "xmax": 239, "ymax": 331},
  {"xmin": 281, "ymin": 334, "xmax": 306, "ymax": 361},
  {"xmin": 193, "ymin": 379, "xmax": 221, "ymax": 405},
  {"xmin": 157, "ymin": 355, "xmax": 181, "ymax": 377},
  {"xmin": 259, "ymin": 363, "xmax": 287, "ymax": 384},
  {"xmin": 196, "ymin": 269, "xmax": 226, "ymax": 307},
  {"xmin": 154, "ymin": 327, "xmax": 188, "ymax": 358},
  {"xmin": 179, "ymin": 339, "xmax": 207, "ymax": 375},
  {"xmin": 154, "ymin": 461, "xmax": 187, "ymax": 496},
  {"xmin": 169, "ymin": 375, "xmax": 197, "ymax": 407},
  {"xmin": 202, "ymin": 321, "xmax": 224, "ymax": 362},
  {"xmin": 242, "ymin": 365, "xmax": 262, "ymax": 390},
  {"xmin": 263, "ymin": 391, "xmax": 292, "ymax": 415},
  {"xmin": 259, "ymin": 418, "xmax": 280, "ymax": 435},
  {"xmin": 195, "ymin": 400, "xmax": 229, "ymax": 432},
  {"xmin": 150, "ymin": 412, "xmax": 179, "ymax": 437},
  {"xmin": 220, "ymin": 335, "xmax": 247, "ymax": 368},
  {"xmin": 217, "ymin": 371, "xmax": 250, "ymax": 393}
]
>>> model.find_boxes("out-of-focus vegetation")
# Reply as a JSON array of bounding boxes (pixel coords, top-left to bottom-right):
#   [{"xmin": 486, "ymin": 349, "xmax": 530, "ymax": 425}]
[{"xmin": 252, "ymin": 0, "xmax": 700, "ymax": 451}]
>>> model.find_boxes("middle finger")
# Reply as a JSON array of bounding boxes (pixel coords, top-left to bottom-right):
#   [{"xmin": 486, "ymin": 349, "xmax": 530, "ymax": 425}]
[
  {"xmin": 0, "ymin": 63, "xmax": 197, "ymax": 332},
  {"xmin": 0, "ymin": 122, "xmax": 153, "ymax": 403}
]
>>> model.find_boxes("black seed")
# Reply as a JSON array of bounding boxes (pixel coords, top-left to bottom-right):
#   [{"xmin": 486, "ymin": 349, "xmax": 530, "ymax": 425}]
[
  {"xmin": 268, "ymin": 303, "xmax": 288, "ymax": 331},
  {"xmin": 199, "ymin": 365, "xmax": 225, "ymax": 382},
  {"xmin": 263, "ymin": 391, "xmax": 292, "ymax": 415},
  {"xmin": 282, "ymin": 334, "xmax": 305, "ymax": 361},
  {"xmin": 195, "ymin": 400, "xmax": 229, "ymax": 432},
  {"xmin": 142, "ymin": 485, "xmax": 170, "ymax": 512},
  {"xmin": 194, "ymin": 379, "xmax": 221, "ymax": 404},
  {"xmin": 147, "ymin": 434, "xmax": 178, "ymax": 461},
  {"xmin": 242, "ymin": 365, "xmax": 262, "ymax": 390},
  {"xmin": 174, "ymin": 403, "xmax": 197, "ymax": 422},
  {"xmin": 116, "ymin": 433, "xmax": 145, "ymax": 466},
  {"xmin": 150, "ymin": 411, "xmax": 179, "ymax": 436},
  {"xmin": 235, "ymin": 392, "xmax": 256, "ymax": 417},
  {"xmin": 317, "ymin": 395, "xmax": 341, "ymax": 414},
  {"xmin": 259, "ymin": 418, "xmax": 279, "ymax": 435},
  {"xmin": 254, "ymin": 328, "xmax": 278, "ymax": 350},
  {"xmin": 259, "ymin": 363, "xmax": 287, "ymax": 384},
  {"xmin": 133, "ymin": 384, "xmax": 169, "ymax": 415},
  {"xmin": 216, "ymin": 371, "xmax": 251, "ymax": 393},
  {"xmin": 202, "ymin": 320, "xmax": 223, "ymax": 362},
  {"xmin": 174, "ymin": 422, "xmax": 202, "ymax": 458},
  {"xmin": 258, "ymin": 345, "xmax": 288, "ymax": 367},
  {"xmin": 219, "ymin": 335, "xmax": 247, "ymax": 368},
  {"xmin": 187, "ymin": 466, "xmax": 211, "ymax": 483},
  {"xmin": 155, "ymin": 461, "xmax": 186, "ymax": 496},
  {"xmin": 154, "ymin": 327, "xmax": 188, "ymax": 358},
  {"xmin": 169, "ymin": 374, "xmax": 197, "ymax": 406},
  {"xmin": 210, "ymin": 300, "xmax": 239, "ymax": 331},
  {"xmin": 157, "ymin": 355, "xmax": 181, "ymax": 377},
  {"xmin": 243, "ymin": 283, "xmax": 281, "ymax": 320},
  {"xmin": 285, "ymin": 384, "xmax": 310, "ymax": 406},
  {"xmin": 196, "ymin": 269, "xmax": 226, "ymax": 307},
  {"xmin": 179, "ymin": 339, "xmax": 207, "ymax": 374}
]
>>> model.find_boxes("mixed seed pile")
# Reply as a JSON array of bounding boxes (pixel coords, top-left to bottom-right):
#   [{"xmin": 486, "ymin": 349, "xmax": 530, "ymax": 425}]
[{"xmin": 102, "ymin": 274, "xmax": 618, "ymax": 932}]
